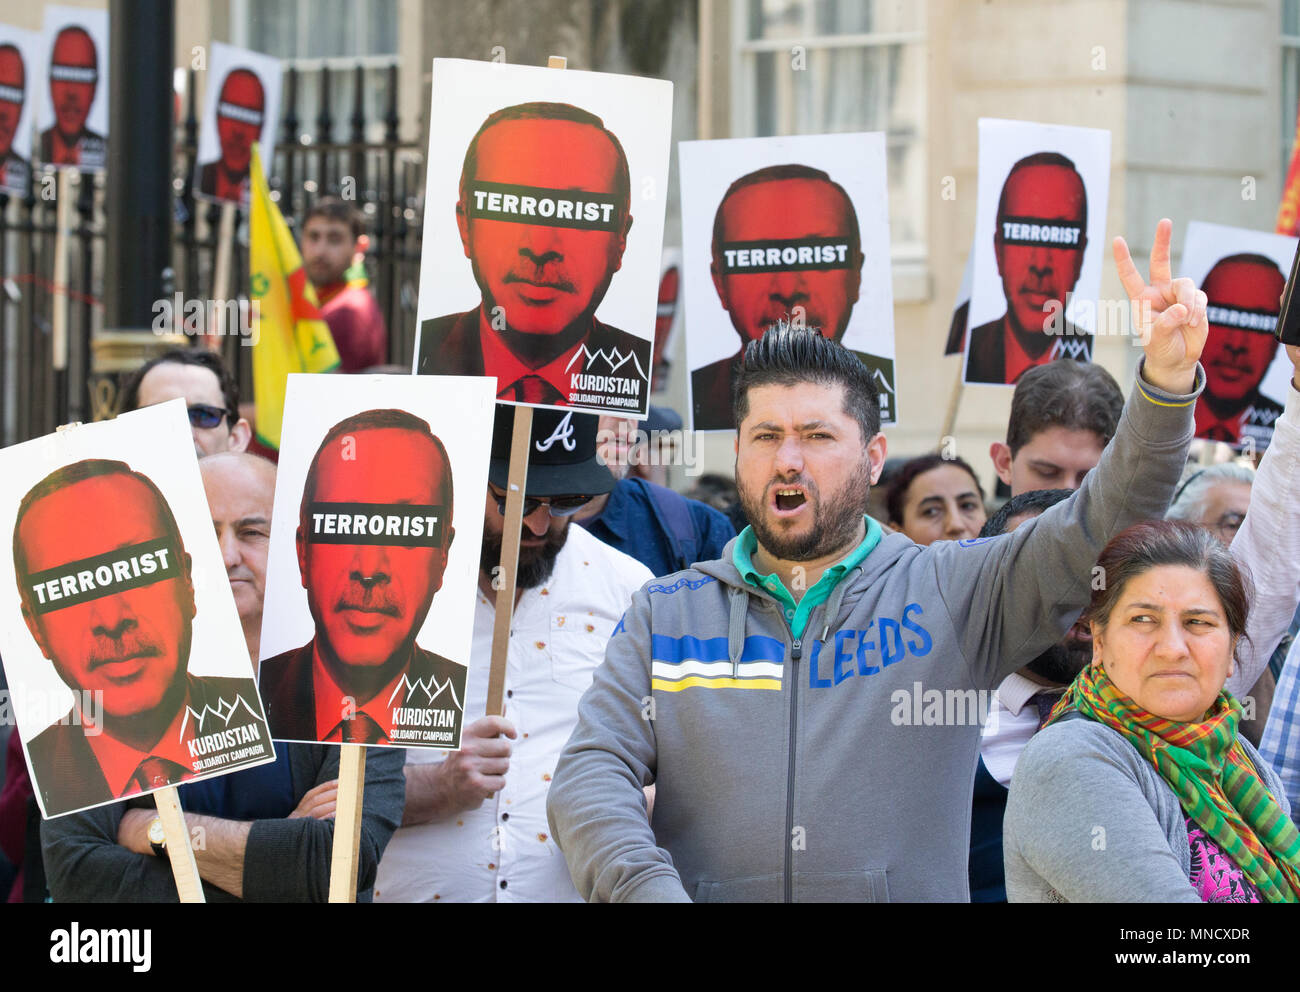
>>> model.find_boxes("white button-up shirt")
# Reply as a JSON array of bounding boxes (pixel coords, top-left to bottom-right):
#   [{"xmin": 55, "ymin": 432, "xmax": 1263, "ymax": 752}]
[{"xmin": 375, "ymin": 525, "xmax": 652, "ymax": 902}]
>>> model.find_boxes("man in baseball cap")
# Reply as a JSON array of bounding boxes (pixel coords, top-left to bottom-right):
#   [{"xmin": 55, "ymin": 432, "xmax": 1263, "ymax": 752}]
[{"xmin": 375, "ymin": 404, "xmax": 652, "ymax": 903}]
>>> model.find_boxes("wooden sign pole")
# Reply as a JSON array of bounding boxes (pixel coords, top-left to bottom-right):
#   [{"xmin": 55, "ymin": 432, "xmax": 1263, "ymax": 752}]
[
  {"xmin": 327, "ymin": 743, "xmax": 367, "ymax": 902},
  {"xmin": 206, "ymin": 201, "xmax": 238, "ymax": 348},
  {"xmin": 482, "ymin": 50, "xmax": 565, "ymax": 716},
  {"xmin": 51, "ymin": 167, "xmax": 74, "ymax": 372},
  {"xmin": 940, "ymin": 364, "xmax": 964, "ymax": 442},
  {"xmin": 153, "ymin": 785, "xmax": 205, "ymax": 903},
  {"xmin": 485, "ymin": 405, "xmax": 533, "ymax": 716}
]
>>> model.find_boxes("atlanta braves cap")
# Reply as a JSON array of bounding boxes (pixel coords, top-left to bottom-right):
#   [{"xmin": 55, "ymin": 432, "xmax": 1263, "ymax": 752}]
[{"xmin": 487, "ymin": 403, "xmax": 615, "ymax": 497}]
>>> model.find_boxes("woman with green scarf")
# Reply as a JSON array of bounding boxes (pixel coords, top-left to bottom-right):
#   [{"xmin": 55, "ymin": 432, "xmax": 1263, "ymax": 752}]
[{"xmin": 1005, "ymin": 519, "xmax": 1300, "ymax": 902}]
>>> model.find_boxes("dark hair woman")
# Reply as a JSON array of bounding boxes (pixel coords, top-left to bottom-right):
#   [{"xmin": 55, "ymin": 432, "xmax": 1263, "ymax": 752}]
[
  {"xmin": 1004, "ymin": 519, "xmax": 1300, "ymax": 902},
  {"xmin": 884, "ymin": 453, "xmax": 987, "ymax": 546}
]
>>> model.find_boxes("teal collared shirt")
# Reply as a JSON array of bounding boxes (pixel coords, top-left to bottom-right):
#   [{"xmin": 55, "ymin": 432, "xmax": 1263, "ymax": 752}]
[{"xmin": 733, "ymin": 516, "xmax": 882, "ymax": 639}]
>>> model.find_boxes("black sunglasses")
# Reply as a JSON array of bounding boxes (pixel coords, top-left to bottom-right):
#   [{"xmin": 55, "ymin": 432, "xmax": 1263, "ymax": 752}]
[
  {"xmin": 187, "ymin": 403, "xmax": 233, "ymax": 429},
  {"xmin": 489, "ymin": 484, "xmax": 593, "ymax": 518}
]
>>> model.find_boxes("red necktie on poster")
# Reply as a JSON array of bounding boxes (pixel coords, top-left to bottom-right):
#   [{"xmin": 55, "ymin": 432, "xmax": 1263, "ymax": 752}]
[
  {"xmin": 130, "ymin": 756, "xmax": 193, "ymax": 793},
  {"xmin": 503, "ymin": 375, "xmax": 564, "ymax": 406},
  {"xmin": 335, "ymin": 713, "xmax": 386, "ymax": 745}
]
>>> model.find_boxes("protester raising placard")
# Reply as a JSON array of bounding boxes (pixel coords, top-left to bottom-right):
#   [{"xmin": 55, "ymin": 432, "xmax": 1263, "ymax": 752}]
[
  {"xmin": 258, "ymin": 373, "xmax": 495, "ymax": 749},
  {"xmin": 679, "ymin": 132, "xmax": 897, "ymax": 430},
  {"xmin": 412, "ymin": 58, "xmax": 672, "ymax": 418},
  {"xmin": 34, "ymin": 5, "xmax": 109, "ymax": 172},
  {"xmin": 961, "ymin": 118, "xmax": 1111, "ymax": 386},
  {"xmin": 0, "ymin": 403, "xmax": 274, "ymax": 819},
  {"xmin": 1180, "ymin": 220, "xmax": 1298, "ymax": 451},
  {"xmin": 193, "ymin": 42, "xmax": 282, "ymax": 207}
]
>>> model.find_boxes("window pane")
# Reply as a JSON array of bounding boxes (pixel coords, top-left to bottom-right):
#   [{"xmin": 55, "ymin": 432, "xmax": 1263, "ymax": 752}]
[
  {"xmin": 308, "ymin": 0, "xmax": 350, "ymax": 58},
  {"xmin": 1286, "ymin": 0, "xmax": 1300, "ymax": 36},
  {"xmin": 749, "ymin": 0, "xmax": 806, "ymax": 40},
  {"xmin": 247, "ymin": 0, "xmax": 297, "ymax": 59},
  {"xmin": 368, "ymin": 0, "xmax": 399, "ymax": 55}
]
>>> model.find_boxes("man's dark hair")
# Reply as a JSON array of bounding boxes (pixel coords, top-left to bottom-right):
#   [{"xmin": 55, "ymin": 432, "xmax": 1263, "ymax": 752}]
[
  {"xmin": 978, "ymin": 487, "xmax": 1072, "ymax": 538},
  {"xmin": 304, "ymin": 195, "xmax": 363, "ymax": 242},
  {"xmin": 1005, "ymin": 359, "xmax": 1123, "ymax": 456},
  {"xmin": 996, "ymin": 151, "xmax": 1087, "ymax": 233},
  {"xmin": 710, "ymin": 163, "xmax": 861, "ymax": 265},
  {"xmin": 117, "ymin": 348, "xmax": 240, "ymax": 424},
  {"xmin": 459, "ymin": 102, "xmax": 631, "ymax": 221},
  {"xmin": 299, "ymin": 409, "xmax": 454, "ymax": 534},
  {"xmin": 1086, "ymin": 519, "xmax": 1251, "ymax": 661},
  {"xmin": 0, "ymin": 44, "xmax": 24, "ymax": 89},
  {"xmin": 884, "ymin": 453, "xmax": 985, "ymax": 527},
  {"xmin": 13, "ymin": 460, "xmax": 185, "ymax": 594},
  {"xmin": 51, "ymin": 25, "xmax": 96, "ymax": 67},
  {"xmin": 732, "ymin": 327, "xmax": 880, "ymax": 443}
]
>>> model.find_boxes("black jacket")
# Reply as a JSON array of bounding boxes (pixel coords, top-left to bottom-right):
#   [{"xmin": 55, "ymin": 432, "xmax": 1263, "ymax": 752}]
[
  {"xmin": 416, "ymin": 306, "xmax": 650, "ymax": 396},
  {"xmin": 966, "ymin": 315, "xmax": 1092, "ymax": 385}
]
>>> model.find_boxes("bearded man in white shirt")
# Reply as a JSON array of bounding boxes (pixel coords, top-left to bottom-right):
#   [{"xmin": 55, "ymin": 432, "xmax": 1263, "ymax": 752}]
[{"xmin": 373, "ymin": 405, "xmax": 652, "ymax": 902}]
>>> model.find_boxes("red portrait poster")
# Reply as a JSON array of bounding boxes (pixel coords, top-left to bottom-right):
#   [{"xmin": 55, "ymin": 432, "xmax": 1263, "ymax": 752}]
[
  {"xmin": 678, "ymin": 132, "xmax": 898, "ymax": 431},
  {"xmin": 193, "ymin": 42, "xmax": 283, "ymax": 207},
  {"xmin": 1180, "ymin": 220, "xmax": 1298, "ymax": 452},
  {"xmin": 962, "ymin": 119, "xmax": 1111, "ymax": 387},
  {"xmin": 0, "ymin": 403, "xmax": 274, "ymax": 818},
  {"xmin": 34, "ymin": 5, "xmax": 108, "ymax": 173},
  {"xmin": 258, "ymin": 374, "xmax": 495, "ymax": 749},
  {"xmin": 412, "ymin": 58, "xmax": 672, "ymax": 419},
  {"xmin": 0, "ymin": 24, "xmax": 38, "ymax": 196}
]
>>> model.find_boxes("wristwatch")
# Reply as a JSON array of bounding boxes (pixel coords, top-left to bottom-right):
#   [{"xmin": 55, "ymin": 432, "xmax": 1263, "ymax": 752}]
[{"xmin": 147, "ymin": 816, "xmax": 167, "ymax": 857}]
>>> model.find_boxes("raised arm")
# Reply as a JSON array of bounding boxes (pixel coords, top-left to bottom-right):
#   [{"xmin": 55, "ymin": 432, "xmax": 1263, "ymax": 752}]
[
  {"xmin": 1225, "ymin": 346, "xmax": 1300, "ymax": 698},
  {"xmin": 935, "ymin": 221, "xmax": 1208, "ymax": 688}
]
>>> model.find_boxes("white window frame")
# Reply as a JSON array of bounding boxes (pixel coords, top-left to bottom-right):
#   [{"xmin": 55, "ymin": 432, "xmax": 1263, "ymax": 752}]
[{"xmin": 729, "ymin": 0, "xmax": 928, "ymax": 299}]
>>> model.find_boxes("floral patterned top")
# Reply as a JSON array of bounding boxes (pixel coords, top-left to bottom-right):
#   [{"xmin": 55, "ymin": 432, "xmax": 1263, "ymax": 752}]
[{"xmin": 1186, "ymin": 816, "xmax": 1261, "ymax": 903}]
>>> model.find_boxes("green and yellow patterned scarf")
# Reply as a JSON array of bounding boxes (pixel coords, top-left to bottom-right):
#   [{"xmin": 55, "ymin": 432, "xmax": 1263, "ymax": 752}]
[{"xmin": 1045, "ymin": 664, "xmax": 1300, "ymax": 903}]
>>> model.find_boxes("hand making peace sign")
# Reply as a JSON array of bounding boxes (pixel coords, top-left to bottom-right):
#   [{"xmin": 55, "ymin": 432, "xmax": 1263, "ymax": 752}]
[{"xmin": 1113, "ymin": 218, "xmax": 1207, "ymax": 395}]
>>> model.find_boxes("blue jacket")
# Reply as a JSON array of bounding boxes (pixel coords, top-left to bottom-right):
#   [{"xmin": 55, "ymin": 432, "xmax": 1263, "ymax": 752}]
[{"xmin": 580, "ymin": 477, "xmax": 735, "ymax": 578}]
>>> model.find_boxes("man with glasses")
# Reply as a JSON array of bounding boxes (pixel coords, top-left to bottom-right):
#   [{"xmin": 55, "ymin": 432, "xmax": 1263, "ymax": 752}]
[
  {"xmin": 259, "ymin": 409, "xmax": 467, "ymax": 746},
  {"xmin": 118, "ymin": 349, "xmax": 252, "ymax": 457},
  {"xmin": 374, "ymin": 405, "xmax": 651, "ymax": 902}
]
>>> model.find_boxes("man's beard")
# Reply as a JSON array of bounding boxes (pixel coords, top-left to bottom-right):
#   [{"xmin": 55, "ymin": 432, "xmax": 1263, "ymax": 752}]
[
  {"xmin": 480, "ymin": 522, "xmax": 570, "ymax": 590},
  {"xmin": 737, "ymin": 457, "xmax": 871, "ymax": 562},
  {"xmin": 1025, "ymin": 631, "xmax": 1092, "ymax": 686}
]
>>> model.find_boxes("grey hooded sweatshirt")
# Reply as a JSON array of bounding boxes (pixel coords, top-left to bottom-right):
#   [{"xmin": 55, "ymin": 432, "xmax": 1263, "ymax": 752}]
[{"xmin": 548, "ymin": 367, "xmax": 1204, "ymax": 902}]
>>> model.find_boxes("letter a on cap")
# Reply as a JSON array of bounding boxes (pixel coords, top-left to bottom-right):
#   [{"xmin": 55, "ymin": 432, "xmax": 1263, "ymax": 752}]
[{"xmin": 535, "ymin": 411, "xmax": 577, "ymax": 453}]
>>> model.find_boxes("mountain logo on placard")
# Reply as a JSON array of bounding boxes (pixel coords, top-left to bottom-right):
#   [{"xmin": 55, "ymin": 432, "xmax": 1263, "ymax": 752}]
[
  {"xmin": 387, "ymin": 673, "xmax": 464, "ymax": 713},
  {"xmin": 180, "ymin": 694, "xmax": 264, "ymax": 740},
  {"xmin": 1051, "ymin": 337, "xmax": 1091, "ymax": 361},
  {"xmin": 565, "ymin": 345, "xmax": 647, "ymax": 381}
]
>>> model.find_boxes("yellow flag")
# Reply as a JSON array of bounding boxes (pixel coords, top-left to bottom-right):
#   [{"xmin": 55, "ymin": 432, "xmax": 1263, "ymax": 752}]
[{"xmin": 248, "ymin": 143, "xmax": 340, "ymax": 448}]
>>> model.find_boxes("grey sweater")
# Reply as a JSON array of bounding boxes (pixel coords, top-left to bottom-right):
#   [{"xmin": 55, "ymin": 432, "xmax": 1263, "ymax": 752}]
[
  {"xmin": 1004, "ymin": 715, "xmax": 1292, "ymax": 902},
  {"xmin": 548, "ymin": 368, "xmax": 1203, "ymax": 902}
]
